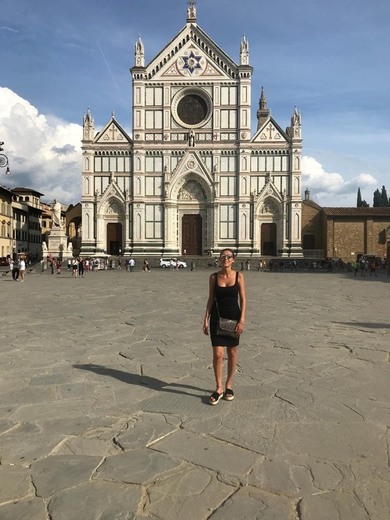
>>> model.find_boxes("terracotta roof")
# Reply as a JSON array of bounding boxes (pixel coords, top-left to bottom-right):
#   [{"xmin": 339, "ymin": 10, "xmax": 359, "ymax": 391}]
[{"xmin": 322, "ymin": 207, "xmax": 390, "ymax": 217}]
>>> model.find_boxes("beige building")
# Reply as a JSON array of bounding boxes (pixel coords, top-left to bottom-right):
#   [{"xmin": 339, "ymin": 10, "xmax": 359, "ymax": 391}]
[
  {"xmin": 11, "ymin": 187, "xmax": 44, "ymax": 262},
  {"xmin": 81, "ymin": 2, "xmax": 303, "ymax": 258},
  {"xmin": 0, "ymin": 186, "xmax": 13, "ymax": 260}
]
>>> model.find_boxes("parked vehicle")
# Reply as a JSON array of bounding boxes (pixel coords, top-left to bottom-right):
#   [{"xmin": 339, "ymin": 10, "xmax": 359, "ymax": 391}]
[{"xmin": 159, "ymin": 258, "xmax": 187, "ymax": 269}]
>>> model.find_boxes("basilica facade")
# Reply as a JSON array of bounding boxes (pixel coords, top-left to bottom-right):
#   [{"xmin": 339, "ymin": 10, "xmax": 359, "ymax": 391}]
[{"xmin": 80, "ymin": 2, "xmax": 303, "ymax": 258}]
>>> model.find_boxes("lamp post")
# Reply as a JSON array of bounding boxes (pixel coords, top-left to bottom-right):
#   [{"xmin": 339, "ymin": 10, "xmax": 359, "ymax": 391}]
[{"xmin": 0, "ymin": 141, "xmax": 11, "ymax": 174}]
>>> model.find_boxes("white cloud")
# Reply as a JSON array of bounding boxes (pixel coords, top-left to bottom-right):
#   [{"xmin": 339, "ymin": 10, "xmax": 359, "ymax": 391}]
[
  {"xmin": 0, "ymin": 87, "xmax": 82, "ymax": 204},
  {"xmin": 302, "ymin": 156, "xmax": 377, "ymax": 206}
]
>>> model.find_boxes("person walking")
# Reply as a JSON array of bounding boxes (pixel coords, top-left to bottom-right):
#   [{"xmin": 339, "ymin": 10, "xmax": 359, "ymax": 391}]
[
  {"xmin": 203, "ymin": 249, "xmax": 246, "ymax": 405},
  {"xmin": 78, "ymin": 258, "xmax": 85, "ymax": 278},
  {"xmin": 143, "ymin": 259, "xmax": 150, "ymax": 272},
  {"xmin": 19, "ymin": 256, "xmax": 26, "ymax": 282},
  {"xmin": 129, "ymin": 258, "xmax": 135, "ymax": 272}
]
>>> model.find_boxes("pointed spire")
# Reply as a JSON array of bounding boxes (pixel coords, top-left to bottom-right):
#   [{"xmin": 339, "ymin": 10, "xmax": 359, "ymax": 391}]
[
  {"xmin": 187, "ymin": 0, "xmax": 197, "ymax": 23},
  {"xmin": 83, "ymin": 107, "xmax": 95, "ymax": 141},
  {"xmin": 134, "ymin": 35, "xmax": 144, "ymax": 67},
  {"xmin": 257, "ymin": 87, "xmax": 270, "ymax": 130},
  {"xmin": 240, "ymin": 34, "xmax": 249, "ymax": 65},
  {"xmin": 260, "ymin": 86, "xmax": 267, "ymax": 110},
  {"xmin": 290, "ymin": 106, "xmax": 301, "ymax": 139}
]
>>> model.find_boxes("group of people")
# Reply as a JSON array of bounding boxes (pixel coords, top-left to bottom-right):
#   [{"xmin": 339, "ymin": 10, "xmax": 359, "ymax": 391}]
[{"xmin": 9, "ymin": 256, "xmax": 26, "ymax": 282}]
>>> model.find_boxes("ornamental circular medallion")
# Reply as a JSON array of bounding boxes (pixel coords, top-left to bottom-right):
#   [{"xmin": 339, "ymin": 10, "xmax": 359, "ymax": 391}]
[
  {"xmin": 172, "ymin": 88, "xmax": 212, "ymax": 129},
  {"xmin": 178, "ymin": 50, "xmax": 205, "ymax": 77}
]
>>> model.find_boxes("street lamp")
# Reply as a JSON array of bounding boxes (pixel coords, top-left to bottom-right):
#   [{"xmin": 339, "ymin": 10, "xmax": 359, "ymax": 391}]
[{"xmin": 0, "ymin": 141, "xmax": 11, "ymax": 174}]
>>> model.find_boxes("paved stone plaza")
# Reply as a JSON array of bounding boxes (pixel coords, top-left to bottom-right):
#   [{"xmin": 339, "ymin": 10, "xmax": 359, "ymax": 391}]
[{"xmin": 0, "ymin": 266, "xmax": 389, "ymax": 520}]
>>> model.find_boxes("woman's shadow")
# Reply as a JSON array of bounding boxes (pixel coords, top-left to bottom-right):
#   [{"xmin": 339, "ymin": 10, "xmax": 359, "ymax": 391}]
[{"xmin": 74, "ymin": 363, "xmax": 210, "ymax": 403}]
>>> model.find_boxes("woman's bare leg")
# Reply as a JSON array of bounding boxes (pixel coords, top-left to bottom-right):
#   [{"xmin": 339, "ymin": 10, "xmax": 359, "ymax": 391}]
[
  {"xmin": 225, "ymin": 347, "xmax": 237, "ymax": 390},
  {"xmin": 212, "ymin": 346, "xmax": 224, "ymax": 393}
]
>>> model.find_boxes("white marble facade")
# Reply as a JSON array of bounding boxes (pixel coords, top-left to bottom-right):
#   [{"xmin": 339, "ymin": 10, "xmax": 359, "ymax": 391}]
[{"xmin": 81, "ymin": 2, "xmax": 302, "ymax": 258}]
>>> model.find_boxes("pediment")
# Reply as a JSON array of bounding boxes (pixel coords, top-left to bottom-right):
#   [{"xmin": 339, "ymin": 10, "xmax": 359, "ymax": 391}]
[
  {"xmin": 146, "ymin": 25, "xmax": 238, "ymax": 81},
  {"xmin": 257, "ymin": 179, "xmax": 284, "ymax": 204},
  {"xmin": 172, "ymin": 151, "xmax": 212, "ymax": 182},
  {"xmin": 94, "ymin": 118, "xmax": 132, "ymax": 145},
  {"xmin": 99, "ymin": 176, "xmax": 125, "ymax": 207},
  {"xmin": 252, "ymin": 117, "xmax": 289, "ymax": 144}
]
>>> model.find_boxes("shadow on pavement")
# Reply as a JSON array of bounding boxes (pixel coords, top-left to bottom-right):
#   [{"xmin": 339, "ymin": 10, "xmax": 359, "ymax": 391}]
[
  {"xmin": 74, "ymin": 363, "xmax": 209, "ymax": 398},
  {"xmin": 333, "ymin": 321, "xmax": 390, "ymax": 329}
]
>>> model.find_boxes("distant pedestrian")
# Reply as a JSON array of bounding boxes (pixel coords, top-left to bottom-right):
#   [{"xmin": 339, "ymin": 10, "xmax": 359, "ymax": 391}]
[
  {"xmin": 19, "ymin": 256, "xmax": 26, "ymax": 282},
  {"xmin": 78, "ymin": 258, "xmax": 84, "ymax": 278},
  {"xmin": 67, "ymin": 259, "xmax": 72, "ymax": 271},
  {"xmin": 129, "ymin": 258, "xmax": 135, "ymax": 272},
  {"xmin": 369, "ymin": 260, "xmax": 377, "ymax": 277},
  {"xmin": 12, "ymin": 258, "xmax": 19, "ymax": 281},
  {"xmin": 56, "ymin": 259, "xmax": 62, "ymax": 274},
  {"xmin": 143, "ymin": 259, "xmax": 150, "ymax": 272},
  {"xmin": 72, "ymin": 258, "xmax": 78, "ymax": 278}
]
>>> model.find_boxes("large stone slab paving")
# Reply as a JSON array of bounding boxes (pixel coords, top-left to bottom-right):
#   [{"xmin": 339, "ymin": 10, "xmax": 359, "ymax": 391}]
[
  {"xmin": 47, "ymin": 481, "xmax": 141, "ymax": 520},
  {"xmin": 0, "ymin": 497, "xmax": 47, "ymax": 520},
  {"xmin": 0, "ymin": 464, "xmax": 33, "ymax": 503},
  {"xmin": 31, "ymin": 455, "xmax": 102, "ymax": 497},
  {"xmin": 298, "ymin": 491, "xmax": 370, "ymax": 520},
  {"xmin": 141, "ymin": 462, "xmax": 234, "ymax": 520},
  {"xmin": 278, "ymin": 421, "xmax": 387, "ymax": 466},
  {"xmin": 1, "ymin": 269, "xmax": 389, "ymax": 519},
  {"xmin": 115, "ymin": 411, "xmax": 181, "ymax": 449},
  {"xmin": 207, "ymin": 486, "xmax": 293, "ymax": 520},
  {"xmin": 151, "ymin": 429, "xmax": 261, "ymax": 477},
  {"xmin": 96, "ymin": 449, "xmax": 181, "ymax": 484}
]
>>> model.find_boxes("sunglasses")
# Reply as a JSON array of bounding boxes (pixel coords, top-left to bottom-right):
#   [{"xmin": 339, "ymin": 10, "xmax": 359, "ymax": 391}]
[{"xmin": 220, "ymin": 254, "xmax": 234, "ymax": 260}]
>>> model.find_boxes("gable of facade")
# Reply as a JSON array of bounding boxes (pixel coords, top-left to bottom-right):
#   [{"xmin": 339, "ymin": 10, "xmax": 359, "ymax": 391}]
[{"xmin": 80, "ymin": 2, "xmax": 303, "ymax": 258}]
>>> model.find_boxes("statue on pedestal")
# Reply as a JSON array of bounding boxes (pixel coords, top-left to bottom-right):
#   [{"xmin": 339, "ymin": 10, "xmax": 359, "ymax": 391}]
[{"xmin": 51, "ymin": 200, "xmax": 62, "ymax": 228}]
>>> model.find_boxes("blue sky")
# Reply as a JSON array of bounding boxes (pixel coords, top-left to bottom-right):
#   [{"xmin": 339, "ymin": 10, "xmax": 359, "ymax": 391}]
[{"xmin": 1, "ymin": 0, "xmax": 389, "ymax": 205}]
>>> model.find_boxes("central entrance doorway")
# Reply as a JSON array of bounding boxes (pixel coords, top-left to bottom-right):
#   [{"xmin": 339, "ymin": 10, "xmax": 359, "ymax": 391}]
[
  {"xmin": 261, "ymin": 223, "xmax": 277, "ymax": 256},
  {"xmin": 182, "ymin": 214, "xmax": 202, "ymax": 255},
  {"xmin": 107, "ymin": 223, "xmax": 122, "ymax": 255}
]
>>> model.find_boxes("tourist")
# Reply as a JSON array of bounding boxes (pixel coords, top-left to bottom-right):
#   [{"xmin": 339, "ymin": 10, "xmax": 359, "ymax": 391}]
[
  {"xmin": 143, "ymin": 259, "xmax": 150, "ymax": 272},
  {"xmin": 19, "ymin": 256, "xmax": 26, "ymax": 282},
  {"xmin": 78, "ymin": 258, "xmax": 84, "ymax": 278},
  {"xmin": 56, "ymin": 259, "xmax": 62, "ymax": 274},
  {"xmin": 129, "ymin": 257, "xmax": 135, "ymax": 272},
  {"xmin": 72, "ymin": 258, "xmax": 78, "ymax": 278},
  {"xmin": 203, "ymin": 249, "xmax": 246, "ymax": 405}
]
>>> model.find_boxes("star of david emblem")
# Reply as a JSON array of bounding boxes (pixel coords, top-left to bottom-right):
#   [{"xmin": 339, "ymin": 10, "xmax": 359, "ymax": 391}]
[{"xmin": 182, "ymin": 51, "xmax": 202, "ymax": 74}]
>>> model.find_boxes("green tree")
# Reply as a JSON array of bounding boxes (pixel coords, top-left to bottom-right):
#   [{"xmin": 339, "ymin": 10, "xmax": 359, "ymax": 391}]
[
  {"xmin": 381, "ymin": 185, "xmax": 389, "ymax": 206},
  {"xmin": 357, "ymin": 187, "xmax": 369, "ymax": 207},
  {"xmin": 373, "ymin": 188, "xmax": 382, "ymax": 207}
]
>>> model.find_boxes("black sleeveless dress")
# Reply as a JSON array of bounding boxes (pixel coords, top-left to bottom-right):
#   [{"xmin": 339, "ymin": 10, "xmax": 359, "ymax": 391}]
[{"xmin": 210, "ymin": 272, "xmax": 241, "ymax": 347}]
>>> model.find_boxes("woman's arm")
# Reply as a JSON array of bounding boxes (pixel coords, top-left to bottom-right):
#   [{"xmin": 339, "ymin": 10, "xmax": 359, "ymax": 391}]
[
  {"xmin": 235, "ymin": 271, "xmax": 247, "ymax": 335},
  {"xmin": 203, "ymin": 274, "xmax": 215, "ymax": 335}
]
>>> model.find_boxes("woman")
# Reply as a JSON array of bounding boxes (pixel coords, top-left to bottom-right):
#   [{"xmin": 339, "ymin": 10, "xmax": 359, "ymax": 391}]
[
  {"xmin": 203, "ymin": 249, "xmax": 246, "ymax": 405},
  {"xmin": 19, "ymin": 256, "xmax": 26, "ymax": 282}
]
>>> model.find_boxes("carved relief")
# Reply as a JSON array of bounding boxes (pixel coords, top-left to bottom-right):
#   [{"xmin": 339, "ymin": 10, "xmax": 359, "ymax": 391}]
[
  {"xmin": 261, "ymin": 199, "xmax": 280, "ymax": 218},
  {"xmin": 106, "ymin": 200, "xmax": 123, "ymax": 215},
  {"xmin": 178, "ymin": 180, "xmax": 206, "ymax": 201}
]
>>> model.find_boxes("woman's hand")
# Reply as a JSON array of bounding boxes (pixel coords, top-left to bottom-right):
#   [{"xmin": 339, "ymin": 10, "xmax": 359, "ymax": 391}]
[
  {"xmin": 203, "ymin": 318, "xmax": 209, "ymax": 335},
  {"xmin": 235, "ymin": 321, "xmax": 244, "ymax": 335}
]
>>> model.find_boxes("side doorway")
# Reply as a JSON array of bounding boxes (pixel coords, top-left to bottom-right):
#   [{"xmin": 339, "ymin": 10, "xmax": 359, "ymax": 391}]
[
  {"xmin": 107, "ymin": 223, "xmax": 122, "ymax": 255},
  {"xmin": 182, "ymin": 214, "xmax": 202, "ymax": 255},
  {"xmin": 261, "ymin": 223, "xmax": 277, "ymax": 256}
]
